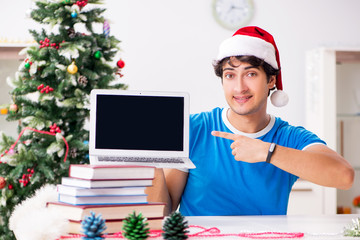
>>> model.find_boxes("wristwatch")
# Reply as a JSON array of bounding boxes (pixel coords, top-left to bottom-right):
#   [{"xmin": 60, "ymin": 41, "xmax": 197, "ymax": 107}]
[{"xmin": 266, "ymin": 143, "xmax": 276, "ymax": 163}]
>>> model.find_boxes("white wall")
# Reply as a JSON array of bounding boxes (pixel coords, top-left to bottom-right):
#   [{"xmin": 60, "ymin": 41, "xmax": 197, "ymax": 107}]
[{"xmin": 2, "ymin": 0, "xmax": 360, "ymax": 128}]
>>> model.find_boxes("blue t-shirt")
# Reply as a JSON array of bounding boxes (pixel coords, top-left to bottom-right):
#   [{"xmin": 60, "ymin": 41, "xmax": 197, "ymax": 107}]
[{"xmin": 179, "ymin": 108, "xmax": 325, "ymax": 216}]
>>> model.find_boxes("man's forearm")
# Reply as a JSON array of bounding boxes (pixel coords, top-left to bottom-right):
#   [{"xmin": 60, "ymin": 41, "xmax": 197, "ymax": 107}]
[{"xmin": 270, "ymin": 144, "xmax": 354, "ymax": 190}]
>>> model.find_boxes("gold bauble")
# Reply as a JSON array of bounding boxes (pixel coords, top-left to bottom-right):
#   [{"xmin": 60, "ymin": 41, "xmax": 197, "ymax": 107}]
[{"xmin": 67, "ymin": 61, "xmax": 78, "ymax": 74}]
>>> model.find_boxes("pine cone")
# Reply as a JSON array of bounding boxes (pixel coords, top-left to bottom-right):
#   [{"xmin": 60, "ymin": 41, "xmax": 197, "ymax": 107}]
[
  {"xmin": 162, "ymin": 211, "xmax": 189, "ymax": 240},
  {"xmin": 122, "ymin": 211, "xmax": 150, "ymax": 240},
  {"xmin": 81, "ymin": 211, "xmax": 106, "ymax": 240},
  {"xmin": 67, "ymin": 28, "xmax": 76, "ymax": 38},
  {"xmin": 69, "ymin": 148, "xmax": 78, "ymax": 158},
  {"xmin": 78, "ymin": 75, "xmax": 88, "ymax": 87}
]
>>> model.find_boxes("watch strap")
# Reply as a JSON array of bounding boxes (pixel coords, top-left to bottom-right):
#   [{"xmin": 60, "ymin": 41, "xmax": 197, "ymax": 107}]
[{"xmin": 266, "ymin": 143, "xmax": 276, "ymax": 163}]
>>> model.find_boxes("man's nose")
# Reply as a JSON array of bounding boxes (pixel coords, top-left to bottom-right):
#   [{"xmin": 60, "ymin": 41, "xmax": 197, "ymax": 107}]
[{"xmin": 234, "ymin": 77, "xmax": 247, "ymax": 93}]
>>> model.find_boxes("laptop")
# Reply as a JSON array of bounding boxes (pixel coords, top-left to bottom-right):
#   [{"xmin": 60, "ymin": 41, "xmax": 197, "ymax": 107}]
[{"xmin": 89, "ymin": 89, "xmax": 195, "ymax": 169}]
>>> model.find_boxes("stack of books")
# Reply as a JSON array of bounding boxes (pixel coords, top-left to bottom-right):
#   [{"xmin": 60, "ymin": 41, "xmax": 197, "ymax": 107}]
[{"xmin": 47, "ymin": 164, "xmax": 166, "ymax": 234}]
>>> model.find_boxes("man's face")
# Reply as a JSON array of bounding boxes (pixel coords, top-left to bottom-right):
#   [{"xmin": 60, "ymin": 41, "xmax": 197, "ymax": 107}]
[{"xmin": 222, "ymin": 58, "xmax": 275, "ymax": 116}]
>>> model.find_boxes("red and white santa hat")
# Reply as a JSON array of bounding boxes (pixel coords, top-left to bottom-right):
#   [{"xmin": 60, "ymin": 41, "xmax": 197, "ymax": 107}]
[{"xmin": 217, "ymin": 26, "xmax": 289, "ymax": 107}]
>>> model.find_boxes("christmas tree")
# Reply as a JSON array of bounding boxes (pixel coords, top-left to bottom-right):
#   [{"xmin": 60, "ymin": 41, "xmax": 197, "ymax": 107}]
[{"xmin": 0, "ymin": 0, "xmax": 126, "ymax": 239}]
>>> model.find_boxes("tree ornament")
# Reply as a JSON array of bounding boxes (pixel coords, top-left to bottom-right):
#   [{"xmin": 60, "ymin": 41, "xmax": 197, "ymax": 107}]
[
  {"xmin": 39, "ymin": 37, "xmax": 60, "ymax": 49},
  {"xmin": 71, "ymin": 11, "xmax": 78, "ymax": 18},
  {"xmin": 9, "ymin": 104, "xmax": 18, "ymax": 113},
  {"xmin": 122, "ymin": 211, "xmax": 150, "ymax": 240},
  {"xmin": 0, "ymin": 177, "xmax": 6, "ymax": 189},
  {"xmin": 94, "ymin": 51, "xmax": 102, "ymax": 59},
  {"xmin": 50, "ymin": 123, "xmax": 61, "ymax": 133},
  {"xmin": 78, "ymin": 75, "xmax": 88, "ymax": 87},
  {"xmin": 81, "ymin": 211, "xmax": 106, "ymax": 240},
  {"xmin": 162, "ymin": 211, "xmax": 189, "ymax": 240},
  {"xmin": 69, "ymin": 148, "xmax": 78, "ymax": 158},
  {"xmin": 18, "ymin": 168, "xmax": 34, "ymax": 187},
  {"xmin": 24, "ymin": 58, "xmax": 32, "ymax": 69},
  {"xmin": 117, "ymin": 59, "xmax": 125, "ymax": 68},
  {"xmin": 76, "ymin": 0, "xmax": 89, "ymax": 8},
  {"xmin": 39, "ymin": 37, "xmax": 50, "ymax": 48},
  {"xmin": 68, "ymin": 28, "xmax": 76, "ymax": 38},
  {"xmin": 103, "ymin": 20, "xmax": 110, "ymax": 38},
  {"xmin": 38, "ymin": 84, "xmax": 54, "ymax": 94},
  {"xmin": 0, "ymin": 108, "xmax": 8, "ymax": 115},
  {"xmin": 67, "ymin": 61, "xmax": 78, "ymax": 74}
]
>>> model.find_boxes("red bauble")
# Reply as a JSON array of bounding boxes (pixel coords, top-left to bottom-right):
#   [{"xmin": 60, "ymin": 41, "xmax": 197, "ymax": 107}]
[
  {"xmin": 9, "ymin": 104, "xmax": 18, "ymax": 113},
  {"xmin": 0, "ymin": 177, "xmax": 6, "ymax": 189},
  {"xmin": 117, "ymin": 59, "xmax": 125, "ymax": 68}
]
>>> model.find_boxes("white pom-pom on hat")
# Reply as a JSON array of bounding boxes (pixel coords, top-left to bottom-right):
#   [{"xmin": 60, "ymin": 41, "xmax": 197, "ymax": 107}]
[
  {"xmin": 217, "ymin": 26, "xmax": 289, "ymax": 107},
  {"xmin": 270, "ymin": 90, "xmax": 289, "ymax": 107}
]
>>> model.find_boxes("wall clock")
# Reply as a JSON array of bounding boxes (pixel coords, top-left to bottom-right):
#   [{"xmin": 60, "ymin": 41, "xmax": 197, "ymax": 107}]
[{"xmin": 212, "ymin": 0, "xmax": 254, "ymax": 30}]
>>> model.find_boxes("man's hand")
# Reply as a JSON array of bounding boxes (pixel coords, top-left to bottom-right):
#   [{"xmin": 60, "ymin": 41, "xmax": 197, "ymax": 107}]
[{"xmin": 211, "ymin": 131, "xmax": 270, "ymax": 163}]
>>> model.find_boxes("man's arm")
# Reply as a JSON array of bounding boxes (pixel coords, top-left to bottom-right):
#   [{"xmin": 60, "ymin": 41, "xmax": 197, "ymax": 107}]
[
  {"xmin": 268, "ymin": 144, "xmax": 354, "ymax": 189},
  {"xmin": 145, "ymin": 168, "xmax": 188, "ymax": 215},
  {"xmin": 212, "ymin": 131, "xmax": 354, "ymax": 190}
]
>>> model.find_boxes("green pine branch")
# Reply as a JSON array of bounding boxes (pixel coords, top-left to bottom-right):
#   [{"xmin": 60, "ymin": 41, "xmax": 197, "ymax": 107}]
[{"xmin": 0, "ymin": 0, "xmax": 126, "ymax": 238}]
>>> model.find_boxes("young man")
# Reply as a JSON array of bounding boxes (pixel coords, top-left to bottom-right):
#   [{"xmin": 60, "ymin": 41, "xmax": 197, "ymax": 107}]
[{"xmin": 146, "ymin": 26, "xmax": 354, "ymax": 216}]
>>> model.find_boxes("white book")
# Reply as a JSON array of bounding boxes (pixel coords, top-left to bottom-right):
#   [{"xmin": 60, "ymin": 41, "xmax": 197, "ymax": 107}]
[
  {"xmin": 58, "ymin": 194, "xmax": 148, "ymax": 205},
  {"xmin": 61, "ymin": 177, "xmax": 153, "ymax": 188},
  {"xmin": 69, "ymin": 164, "xmax": 155, "ymax": 180},
  {"xmin": 57, "ymin": 184, "xmax": 146, "ymax": 197}
]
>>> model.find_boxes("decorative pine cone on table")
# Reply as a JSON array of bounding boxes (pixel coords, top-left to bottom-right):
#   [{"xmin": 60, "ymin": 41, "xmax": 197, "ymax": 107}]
[
  {"xmin": 81, "ymin": 211, "xmax": 107, "ymax": 240},
  {"xmin": 162, "ymin": 211, "xmax": 189, "ymax": 240},
  {"xmin": 122, "ymin": 211, "xmax": 150, "ymax": 240}
]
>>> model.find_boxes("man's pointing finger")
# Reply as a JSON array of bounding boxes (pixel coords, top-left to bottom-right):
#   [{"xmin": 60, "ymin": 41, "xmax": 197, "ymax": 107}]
[{"xmin": 211, "ymin": 131, "xmax": 236, "ymax": 140}]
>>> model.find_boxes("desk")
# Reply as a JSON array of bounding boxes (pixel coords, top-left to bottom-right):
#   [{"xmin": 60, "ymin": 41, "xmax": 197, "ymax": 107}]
[
  {"xmin": 185, "ymin": 214, "xmax": 360, "ymax": 239},
  {"xmin": 61, "ymin": 214, "xmax": 360, "ymax": 240}
]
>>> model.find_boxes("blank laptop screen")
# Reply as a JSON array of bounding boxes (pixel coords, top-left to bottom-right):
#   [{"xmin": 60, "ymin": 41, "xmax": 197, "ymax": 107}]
[{"xmin": 95, "ymin": 94, "xmax": 184, "ymax": 151}]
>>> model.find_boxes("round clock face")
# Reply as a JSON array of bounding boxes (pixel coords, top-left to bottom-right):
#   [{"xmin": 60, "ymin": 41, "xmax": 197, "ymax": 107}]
[{"xmin": 212, "ymin": 0, "xmax": 254, "ymax": 30}]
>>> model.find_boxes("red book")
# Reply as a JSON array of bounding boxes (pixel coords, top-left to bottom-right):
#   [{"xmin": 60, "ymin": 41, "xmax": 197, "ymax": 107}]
[{"xmin": 69, "ymin": 164, "xmax": 155, "ymax": 180}]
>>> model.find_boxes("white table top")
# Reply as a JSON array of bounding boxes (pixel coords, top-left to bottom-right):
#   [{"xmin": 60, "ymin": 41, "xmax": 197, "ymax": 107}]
[
  {"xmin": 62, "ymin": 214, "xmax": 360, "ymax": 240},
  {"xmin": 184, "ymin": 214, "xmax": 360, "ymax": 239}
]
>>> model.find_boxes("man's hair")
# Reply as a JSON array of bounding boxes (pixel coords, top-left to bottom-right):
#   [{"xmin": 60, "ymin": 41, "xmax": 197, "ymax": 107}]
[{"xmin": 213, "ymin": 55, "xmax": 279, "ymax": 84}]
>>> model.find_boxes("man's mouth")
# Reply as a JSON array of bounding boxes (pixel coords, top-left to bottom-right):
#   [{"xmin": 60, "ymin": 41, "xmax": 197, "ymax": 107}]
[{"xmin": 233, "ymin": 95, "xmax": 252, "ymax": 104}]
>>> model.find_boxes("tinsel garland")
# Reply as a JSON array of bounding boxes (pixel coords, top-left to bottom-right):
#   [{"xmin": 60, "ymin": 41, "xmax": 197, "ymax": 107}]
[
  {"xmin": 56, "ymin": 225, "xmax": 304, "ymax": 239},
  {"xmin": 0, "ymin": 126, "xmax": 69, "ymax": 162}
]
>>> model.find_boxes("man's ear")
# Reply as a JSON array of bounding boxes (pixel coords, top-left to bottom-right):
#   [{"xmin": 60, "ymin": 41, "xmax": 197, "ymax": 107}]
[{"xmin": 268, "ymin": 76, "xmax": 276, "ymax": 89}]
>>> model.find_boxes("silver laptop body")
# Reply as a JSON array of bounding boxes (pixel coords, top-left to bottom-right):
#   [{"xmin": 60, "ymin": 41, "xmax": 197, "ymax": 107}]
[{"xmin": 89, "ymin": 89, "xmax": 195, "ymax": 169}]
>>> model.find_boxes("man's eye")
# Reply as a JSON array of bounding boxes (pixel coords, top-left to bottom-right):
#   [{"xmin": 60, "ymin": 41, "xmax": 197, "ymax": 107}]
[
  {"xmin": 247, "ymin": 72, "xmax": 256, "ymax": 77},
  {"xmin": 224, "ymin": 74, "xmax": 233, "ymax": 78}
]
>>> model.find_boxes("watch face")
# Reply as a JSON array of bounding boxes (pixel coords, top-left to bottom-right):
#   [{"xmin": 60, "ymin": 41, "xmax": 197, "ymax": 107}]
[{"xmin": 212, "ymin": 0, "xmax": 254, "ymax": 30}]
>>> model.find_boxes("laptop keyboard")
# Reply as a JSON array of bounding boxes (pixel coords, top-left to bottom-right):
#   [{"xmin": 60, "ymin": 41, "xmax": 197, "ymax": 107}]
[{"xmin": 98, "ymin": 156, "xmax": 185, "ymax": 164}]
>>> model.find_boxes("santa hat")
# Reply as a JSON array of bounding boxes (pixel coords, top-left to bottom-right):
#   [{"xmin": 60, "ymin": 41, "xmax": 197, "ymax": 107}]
[{"xmin": 217, "ymin": 26, "xmax": 289, "ymax": 107}]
